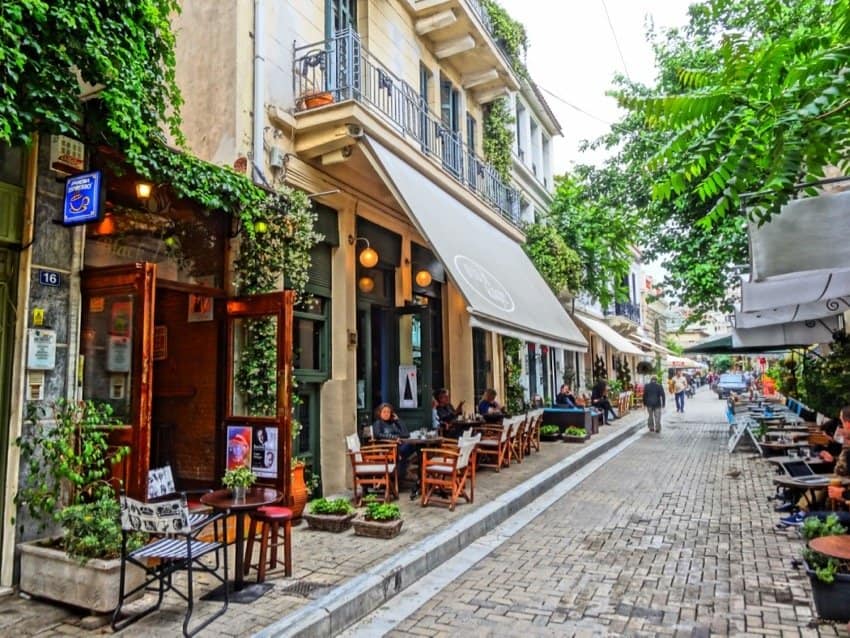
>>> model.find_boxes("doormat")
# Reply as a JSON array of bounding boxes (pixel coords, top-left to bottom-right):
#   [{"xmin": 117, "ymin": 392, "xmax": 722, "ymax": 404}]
[{"xmin": 277, "ymin": 580, "xmax": 334, "ymax": 598}]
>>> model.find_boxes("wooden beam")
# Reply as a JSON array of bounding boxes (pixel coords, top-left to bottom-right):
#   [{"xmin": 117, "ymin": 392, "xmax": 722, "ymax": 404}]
[
  {"xmin": 461, "ymin": 68, "xmax": 499, "ymax": 89},
  {"xmin": 415, "ymin": 9, "xmax": 457, "ymax": 35},
  {"xmin": 434, "ymin": 35, "xmax": 476, "ymax": 59}
]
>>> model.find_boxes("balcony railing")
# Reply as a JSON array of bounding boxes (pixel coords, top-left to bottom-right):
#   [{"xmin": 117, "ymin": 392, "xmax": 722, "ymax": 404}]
[
  {"xmin": 604, "ymin": 301, "xmax": 641, "ymax": 324},
  {"xmin": 293, "ymin": 30, "xmax": 521, "ymax": 226}
]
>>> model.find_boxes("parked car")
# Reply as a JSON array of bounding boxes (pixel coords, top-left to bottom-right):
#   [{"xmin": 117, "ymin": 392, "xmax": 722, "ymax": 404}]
[{"xmin": 715, "ymin": 373, "xmax": 748, "ymax": 399}]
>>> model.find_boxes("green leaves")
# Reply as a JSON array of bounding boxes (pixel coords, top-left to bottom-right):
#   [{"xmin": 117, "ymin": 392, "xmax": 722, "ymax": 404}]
[{"xmin": 482, "ymin": 98, "xmax": 515, "ymax": 181}]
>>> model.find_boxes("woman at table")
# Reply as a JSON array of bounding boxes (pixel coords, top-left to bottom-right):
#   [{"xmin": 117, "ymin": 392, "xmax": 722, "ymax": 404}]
[
  {"xmin": 478, "ymin": 388, "xmax": 504, "ymax": 420},
  {"xmin": 372, "ymin": 403, "xmax": 416, "ymax": 483}
]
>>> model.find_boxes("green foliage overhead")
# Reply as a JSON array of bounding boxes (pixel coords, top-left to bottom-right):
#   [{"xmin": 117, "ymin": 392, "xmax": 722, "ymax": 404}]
[
  {"xmin": 711, "ymin": 354, "xmax": 732, "ymax": 372},
  {"xmin": 502, "ymin": 337, "xmax": 524, "ymax": 415},
  {"xmin": 798, "ymin": 332, "xmax": 850, "ymax": 417},
  {"xmin": 523, "ymin": 222, "xmax": 582, "ymax": 296},
  {"xmin": 482, "ymin": 98, "xmax": 515, "ymax": 181},
  {"xmin": 548, "ymin": 173, "xmax": 637, "ymax": 308}
]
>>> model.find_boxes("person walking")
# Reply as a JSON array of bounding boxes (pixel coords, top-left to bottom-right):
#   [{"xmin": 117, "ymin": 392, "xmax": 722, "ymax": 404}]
[
  {"xmin": 642, "ymin": 376, "xmax": 666, "ymax": 433},
  {"xmin": 672, "ymin": 370, "xmax": 689, "ymax": 413}
]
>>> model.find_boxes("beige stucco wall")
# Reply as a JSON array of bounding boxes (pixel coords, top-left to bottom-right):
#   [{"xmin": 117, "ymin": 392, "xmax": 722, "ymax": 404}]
[{"xmin": 173, "ymin": 0, "xmax": 253, "ymax": 166}]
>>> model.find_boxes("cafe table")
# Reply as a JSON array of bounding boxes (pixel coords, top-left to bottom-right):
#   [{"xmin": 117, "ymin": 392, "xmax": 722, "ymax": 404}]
[
  {"xmin": 772, "ymin": 475, "xmax": 850, "ymax": 509},
  {"xmin": 200, "ymin": 486, "xmax": 282, "ymax": 603},
  {"xmin": 400, "ymin": 433, "xmax": 443, "ymax": 498}
]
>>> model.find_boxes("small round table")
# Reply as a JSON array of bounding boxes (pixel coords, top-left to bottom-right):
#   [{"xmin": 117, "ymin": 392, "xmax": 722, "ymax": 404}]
[
  {"xmin": 809, "ymin": 535, "xmax": 850, "ymax": 561},
  {"xmin": 200, "ymin": 487, "xmax": 282, "ymax": 602}
]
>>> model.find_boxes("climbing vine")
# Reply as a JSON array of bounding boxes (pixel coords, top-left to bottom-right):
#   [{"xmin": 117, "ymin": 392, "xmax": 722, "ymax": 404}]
[
  {"xmin": 482, "ymin": 98, "xmax": 515, "ymax": 181},
  {"xmin": 481, "ymin": 0, "xmax": 529, "ymax": 77},
  {"xmin": 503, "ymin": 337, "xmax": 525, "ymax": 415},
  {"xmin": 523, "ymin": 222, "xmax": 582, "ymax": 296}
]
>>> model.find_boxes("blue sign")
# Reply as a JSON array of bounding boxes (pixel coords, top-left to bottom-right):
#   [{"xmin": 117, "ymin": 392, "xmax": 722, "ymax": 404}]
[
  {"xmin": 63, "ymin": 170, "xmax": 103, "ymax": 226},
  {"xmin": 38, "ymin": 270, "xmax": 61, "ymax": 287}
]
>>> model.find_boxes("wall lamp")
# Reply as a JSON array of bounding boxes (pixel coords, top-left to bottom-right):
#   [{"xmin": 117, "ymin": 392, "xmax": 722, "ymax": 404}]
[
  {"xmin": 135, "ymin": 181, "xmax": 153, "ymax": 199},
  {"xmin": 229, "ymin": 216, "xmax": 269, "ymax": 238},
  {"xmin": 357, "ymin": 276, "xmax": 375, "ymax": 293},
  {"xmin": 348, "ymin": 235, "xmax": 379, "ymax": 268},
  {"xmin": 414, "ymin": 269, "xmax": 433, "ymax": 287}
]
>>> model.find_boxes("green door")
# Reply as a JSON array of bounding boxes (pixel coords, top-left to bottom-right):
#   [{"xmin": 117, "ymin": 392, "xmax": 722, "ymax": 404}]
[{"xmin": 390, "ymin": 305, "xmax": 433, "ymax": 430}]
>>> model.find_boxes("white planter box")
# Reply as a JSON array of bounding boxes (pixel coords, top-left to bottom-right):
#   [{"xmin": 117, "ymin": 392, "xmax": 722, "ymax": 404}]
[{"xmin": 19, "ymin": 539, "xmax": 144, "ymax": 614}]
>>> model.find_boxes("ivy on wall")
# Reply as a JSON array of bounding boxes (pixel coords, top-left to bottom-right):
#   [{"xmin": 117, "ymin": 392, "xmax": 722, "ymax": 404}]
[
  {"xmin": 481, "ymin": 0, "xmax": 529, "ymax": 77},
  {"xmin": 523, "ymin": 222, "xmax": 582, "ymax": 296},
  {"xmin": 503, "ymin": 337, "xmax": 525, "ymax": 415},
  {"xmin": 482, "ymin": 98, "xmax": 515, "ymax": 181}
]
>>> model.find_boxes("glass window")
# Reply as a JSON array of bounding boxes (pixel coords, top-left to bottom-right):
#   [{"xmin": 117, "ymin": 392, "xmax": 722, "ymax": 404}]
[
  {"xmin": 0, "ymin": 143, "xmax": 25, "ymax": 186},
  {"xmin": 332, "ymin": 0, "xmax": 357, "ymax": 33},
  {"xmin": 230, "ymin": 315, "xmax": 279, "ymax": 417},
  {"xmin": 472, "ymin": 328, "xmax": 492, "ymax": 405}
]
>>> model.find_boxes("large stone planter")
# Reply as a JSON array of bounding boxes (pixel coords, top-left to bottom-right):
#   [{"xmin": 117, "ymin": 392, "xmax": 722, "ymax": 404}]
[
  {"xmin": 352, "ymin": 517, "xmax": 403, "ymax": 539},
  {"xmin": 19, "ymin": 539, "xmax": 145, "ymax": 614}
]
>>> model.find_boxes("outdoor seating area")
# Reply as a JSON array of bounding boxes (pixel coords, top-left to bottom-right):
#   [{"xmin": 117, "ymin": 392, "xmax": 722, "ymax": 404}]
[{"xmin": 728, "ymin": 393, "xmax": 850, "ymax": 624}]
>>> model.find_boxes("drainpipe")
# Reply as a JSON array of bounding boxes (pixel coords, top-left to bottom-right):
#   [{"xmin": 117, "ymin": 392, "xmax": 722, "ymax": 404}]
[{"xmin": 253, "ymin": 0, "xmax": 265, "ymax": 185}]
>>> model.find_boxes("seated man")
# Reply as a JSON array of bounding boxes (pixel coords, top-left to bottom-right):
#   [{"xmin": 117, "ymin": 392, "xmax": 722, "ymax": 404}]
[
  {"xmin": 555, "ymin": 384, "xmax": 578, "ymax": 408},
  {"xmin": 591, "ymin": 380, "xmax": 618, "ymax": 423}
]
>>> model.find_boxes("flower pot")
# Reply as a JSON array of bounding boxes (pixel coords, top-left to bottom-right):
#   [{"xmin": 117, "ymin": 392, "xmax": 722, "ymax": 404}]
[
  {"xmin": 804, "ymin": 560, "xmax": 850, "ymax": 621},
  {"xmin": 301, "ymin": 91, "xmax": 334, "ymax": 109},
  {"xmin": 303, "ymin": 512, "xmax": 356, "ymax": 533},
  {"xmin": 539, "ymin": 433, "xmax": 561, "ymax": 442},
  {"xmin": 19, "ymin": 539, "xmax": 145, "ymax": 614},
  {"xmin": 232, "ymin": 486, "xmax": 246, "ymax": 501},
  {"xmin": 562, "ymin": 434, "xmax": 590, "ymax": 443},
  {"xmin": 290, "ymin": 463, "xmax": 309, "ymax": 521},
  {"xmin": 352, "ymin": 517, "xmax": 403, "ymax": 539}
]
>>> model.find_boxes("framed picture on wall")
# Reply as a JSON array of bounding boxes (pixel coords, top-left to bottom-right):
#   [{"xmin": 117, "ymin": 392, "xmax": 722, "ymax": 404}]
[{"xmin": 187, "ymin": 294, "xmax": 214, "ymax": 322}]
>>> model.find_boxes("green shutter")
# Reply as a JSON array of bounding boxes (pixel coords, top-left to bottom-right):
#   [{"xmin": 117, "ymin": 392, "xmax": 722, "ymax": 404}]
[
  {"xmin": 0, "ymin": 183, "xmax": 23, "ymax": 245},
  {"xmin": 308, "ymin": 245, "xmax": 332, "ymax": 294}
]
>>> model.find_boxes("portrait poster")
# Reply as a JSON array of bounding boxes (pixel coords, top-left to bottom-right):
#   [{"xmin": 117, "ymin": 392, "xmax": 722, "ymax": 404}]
[
  {"xmin": 110, "ymin": 300, "xmax": 132, "ymax": 336},
  {"xmin": 187, "ymin": 294, "xmax": 214, "ymax": 323},
  {"xmin": 106, "ymin": 335, "xmax": 131, "ymax": 373},
  {"xmin": 251, "ymin": 426, "xmax": 278, "ymax": 479},
  {"xmin": 226, "ymin": 425, "xmax": 253, "ymax": 470},
  {"xmin": 398, "ymin": 365, "xmax": 418, "ymax": 409}
]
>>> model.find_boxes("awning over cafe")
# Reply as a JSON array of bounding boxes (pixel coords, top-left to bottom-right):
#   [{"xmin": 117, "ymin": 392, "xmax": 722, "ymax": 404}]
[
  {"xmin": 736, "ymin": 296, "xmax": 850, "ymax": 328},
  {"xmin": 732, "ymin": 317, "xmax": 840, "ymax": 349},
  {"xmin": 629, "ymin": 333, "xmax": 673, "ymax": 356},
  {"xmin": 574, "ymin": 313, "xmax": 644, "ymax": 356},
  {"xmin": 665, "ymin": 355, "xmax": 706, "ymax": 369},
  {"xmin": 364, "ymin": 138, "xmax": 587, "ymax": 352}
]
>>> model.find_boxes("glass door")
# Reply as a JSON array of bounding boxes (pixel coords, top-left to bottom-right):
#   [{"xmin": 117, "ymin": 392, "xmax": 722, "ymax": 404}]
[
  {"xmin": 224, "ymin": 291, "xmax": 294, "ymax": 498},
  {"xmin": 390, "ymin": 305, "xmax": 433, "ymax": 429},
  {"xmin": 81, "ymin": 263, "xmax": 156, "ymax": 499}
]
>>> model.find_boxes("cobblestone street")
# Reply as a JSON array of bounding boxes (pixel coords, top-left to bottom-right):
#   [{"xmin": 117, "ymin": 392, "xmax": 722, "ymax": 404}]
[{"xmin": 383, "ymin": 390, "xmax": 850, "ymax": 638}]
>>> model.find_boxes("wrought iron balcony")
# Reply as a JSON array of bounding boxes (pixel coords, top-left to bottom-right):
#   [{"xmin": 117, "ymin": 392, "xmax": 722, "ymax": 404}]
[
  {"xmin": 293, "ymin": 30, "xmax": 521, "ymax": 226},
  {"xmin": 604, "ymin": 301, "xmax": 641, "ymax": 324}
]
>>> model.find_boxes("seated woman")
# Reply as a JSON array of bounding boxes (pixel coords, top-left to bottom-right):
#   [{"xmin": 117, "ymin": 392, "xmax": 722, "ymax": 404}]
[
  {"xmin": 477, "ymin": 388, "xmax": 504, "ymax": 422},
  {"xmin": 591, "ymin": 380, "xmax": 618, "ymax": 424},
  {"xmin": 372, "ymin": 403, "xmax": 416, "ymax": 482},
  {"xmin": 555, "ymin": 384, "xmax": 578, "ymax": 408}
]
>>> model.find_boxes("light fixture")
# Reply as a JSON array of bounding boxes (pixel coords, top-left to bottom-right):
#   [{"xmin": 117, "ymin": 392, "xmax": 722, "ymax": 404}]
[
  {"xmin": 358, "ymin": 276, "xmax": 375, "ymax": 293},
  {"xmin": 254, "ymin": 220, "xmax": 268, "ymax": 234},
  {"xmin": 348, "ymin": 235, "xmax": 380, "ymax": 268},
  {"xmin": 414, "ymin": 269, "xmax": 433, "ymax": 287},
  {"xmin": 135, "ymin": 181, "xmax": 153, "ymax": 199}
]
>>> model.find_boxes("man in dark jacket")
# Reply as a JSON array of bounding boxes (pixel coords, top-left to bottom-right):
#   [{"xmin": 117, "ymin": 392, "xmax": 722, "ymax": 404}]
[{"xmin": 643, "ymin": 376, "xmax": 666, "ymax": 433}]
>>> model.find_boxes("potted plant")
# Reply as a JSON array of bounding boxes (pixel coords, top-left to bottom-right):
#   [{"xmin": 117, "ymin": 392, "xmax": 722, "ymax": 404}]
[
  {"xmin": 539, "ymin": 424, "xmax": 561, "ymax": 442},
  {"xmin": 222, "ymin": 464, "xmax": 256, "ymax": 501},
  {"xmin": 15, "ymin": 400, "xmax": 147, "ymax": 613},
  {"xmin": 801, "ymin": 514, "xmax": 850, "ymax": 621},
  {"xmin": 352, "ymin": 495, "xmax": 403, "ymax": 539},
  {"xmin": 562, "ymin": 426, "xmax": 589, "ymax": 443},
  {"xmin": 303, "ymin": 497, "xmax": 356, "ymax": 533}
]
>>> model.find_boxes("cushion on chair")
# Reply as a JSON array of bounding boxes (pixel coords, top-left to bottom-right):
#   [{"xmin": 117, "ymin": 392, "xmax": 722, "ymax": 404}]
[
  {"xmin": 426, "ymin": 464, "xmax": 454, "ymax": 474},
  {"xmin": 255, "ymin": 506, "xmax": 293, "ymax": 520},
  {"xmin": 355, "ymin": 463, "xmax": 395, "ymax": 474}
]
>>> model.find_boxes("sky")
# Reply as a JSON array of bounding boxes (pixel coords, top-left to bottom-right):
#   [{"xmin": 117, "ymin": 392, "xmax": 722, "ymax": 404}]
[{"xmin": 499, "ymin": 0, "xmax": 694, "ymax": 172}]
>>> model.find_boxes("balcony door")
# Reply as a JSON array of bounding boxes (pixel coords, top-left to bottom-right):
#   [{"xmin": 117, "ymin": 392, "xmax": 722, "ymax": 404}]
[{"xmin": 439, "ymin": 77, "xmax": 461, "ymax": 176}]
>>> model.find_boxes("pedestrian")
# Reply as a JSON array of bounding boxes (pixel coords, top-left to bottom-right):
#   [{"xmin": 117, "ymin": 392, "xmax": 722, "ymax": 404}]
[
  {"xmin": 672, "ymin": 369, "xmax": 689, "ymax": 413},
  {"xmin": 642, "ymin": 376, "xmax": 666, "ymax": 433}
]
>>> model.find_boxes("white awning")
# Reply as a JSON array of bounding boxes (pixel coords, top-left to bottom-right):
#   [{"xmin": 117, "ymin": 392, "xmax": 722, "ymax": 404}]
[
  {"xmin": 629, "ymin": 334, "xmax": 672, "ymax": 356},
  {"xmin": 364, "ymin": 138, "xmax": 587, "ymax": 352},
  {"xmin": 736, "ymin": 296, "xmax": 850, "ymax": 328},
  {"xmin": 732, "ymin": 317, "xmax": 840, "ymax": 349},
  {"xmin": 574, "ymin": 313, "xmax": 644, "ymax": 355},
  {"xmin": 665, "ymin": 355, "xmax": 706, "ymax": 369}
]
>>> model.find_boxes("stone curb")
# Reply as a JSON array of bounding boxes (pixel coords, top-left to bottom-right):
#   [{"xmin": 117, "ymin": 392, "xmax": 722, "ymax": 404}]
[{"xmin": 254, "ymin": 417, "xmax": 647, "ymax": 638}]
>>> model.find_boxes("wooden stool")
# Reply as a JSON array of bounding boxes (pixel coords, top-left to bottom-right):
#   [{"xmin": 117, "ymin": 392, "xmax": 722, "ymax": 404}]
[{"xmin": 244, "ymin": 505, "xmax": 293, "ymax": 582}]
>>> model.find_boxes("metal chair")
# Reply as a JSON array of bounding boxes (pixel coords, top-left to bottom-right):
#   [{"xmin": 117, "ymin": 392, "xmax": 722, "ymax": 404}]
[{"xmin": 112, "ymin": 493, "xmax": 229, "ymax": 638}]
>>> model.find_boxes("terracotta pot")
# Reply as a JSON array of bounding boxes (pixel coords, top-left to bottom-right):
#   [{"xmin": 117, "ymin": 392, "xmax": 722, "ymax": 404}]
[
  {"xmin": 290, "ymin": 463, "xmax": 309, "ymax": 520},
  {"xmin": 302, "ymin": 91, "xmax": 334, "ymax": 109}
]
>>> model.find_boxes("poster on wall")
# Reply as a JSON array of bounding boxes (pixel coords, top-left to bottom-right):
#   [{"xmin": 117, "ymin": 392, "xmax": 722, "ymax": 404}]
[
  {"xmin": 398, "ymin": 365, "xmax": 418, "ymax": 409},
  {"xmin": 187, "ymin": 294, "xmax": 214, "ymax": 323},
  {"xmin": 251, "ymin": 426, "xmax": 278, "ymax": 479},
  {"xmin": 110, "ymin": 300, "xmax": 132, "ymax": 336},
  {"xmin": 226, "ymin": 425, "xmax": 253, "ymax": 471},
  {"xmin": 106, "ymin": 335, "xmax": 131, "ymax": 372}
]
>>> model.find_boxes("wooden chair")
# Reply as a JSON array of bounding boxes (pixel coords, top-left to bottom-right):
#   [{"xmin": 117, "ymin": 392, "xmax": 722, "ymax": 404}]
[
  {"xmin": 112, "ymin": 493, "xmax": 228, "ymax": 638},
  {"xmin": 474, "ymin": 421, "xmax": 511, "ymax": 471},
  {"xmin": 420, "ymin": 433, "xmax": 481, "ymax": 511},
  {"xmin": 524, "ymin": 409, "xmax": 543, "ymax": 455},
  {"xmin": 345, "ymin": 433, "xmax": 398, "ymax": 506},
  {"xmin": 509, "ymin": 415, "xmax": 529, "ymax": 463}
]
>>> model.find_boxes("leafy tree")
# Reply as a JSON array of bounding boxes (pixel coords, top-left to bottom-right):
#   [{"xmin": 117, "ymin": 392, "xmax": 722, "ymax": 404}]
[
  {"xmin": 548, "ymin": 172, "xmax": 637, "ymax": 307},
  {"xmin": 665, "ymin": 337, "xmax": 684, "ymax": 355}
]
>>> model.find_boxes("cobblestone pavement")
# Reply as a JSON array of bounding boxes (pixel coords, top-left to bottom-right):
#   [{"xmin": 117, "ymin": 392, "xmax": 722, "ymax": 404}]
[
  {"xmin": 385, "ymin": 391, "xmax": 850, "ymax": 638},
  {"xmin": 0, "ymin": 408, "xmax": 645, "ymax": 637}
]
